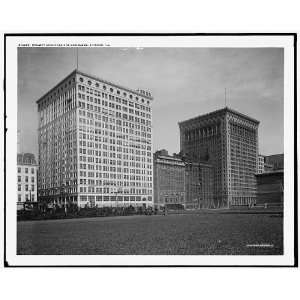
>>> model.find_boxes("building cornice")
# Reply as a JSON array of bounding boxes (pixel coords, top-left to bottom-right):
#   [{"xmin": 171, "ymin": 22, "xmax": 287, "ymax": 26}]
[
  {"xmin": 36, "ymin": 69, "xmax": 77, "ymax": 104},
  {"xmin": 178, "ymin": 107, "xmax": 260, "ymax": 127},
  {"xmin": 255, "ymin": 170, "xmax": 284, "ymax": 177},
  {"xmin": 75, "ymin": 69, "xmax": 153, "ymax": 101},
  {"xmin": 36, "ymin": 69, "xmax": 153, "ymax": 105}
]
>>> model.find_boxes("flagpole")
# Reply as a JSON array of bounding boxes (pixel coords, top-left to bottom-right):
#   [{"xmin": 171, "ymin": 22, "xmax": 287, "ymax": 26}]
[{"xmin": 76, "ymin": 48, "xmax": 78, "ymax": 70}]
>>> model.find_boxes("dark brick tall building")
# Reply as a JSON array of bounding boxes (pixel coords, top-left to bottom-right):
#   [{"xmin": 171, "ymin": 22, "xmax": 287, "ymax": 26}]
[
  {"xmin": 179, "ymin": 107, "xmax": 259, "ymax": 208},
  {"xmin": 184, "ymin": 161, "xmax": 214, "ymax": 209}
]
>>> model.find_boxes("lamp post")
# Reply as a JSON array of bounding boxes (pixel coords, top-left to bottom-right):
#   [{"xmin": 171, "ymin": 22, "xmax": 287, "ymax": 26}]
[
  {"xmin": 115, "ymin": 189, "xmax": 118, "ymax": 209},
  {"xmin": 197, "ymin": 182, "xmax": 202, "ymax": 209},
  {"xmin": 61, "ymin": 185, "xmax": 67, "ymax": 215},
  {"xmin": 64, "ymin": 197, "xmax": 67, "ymax": 215},
  {"xmin": 193, "ymin": 182, "xmax": 201, "ymax": 210}
]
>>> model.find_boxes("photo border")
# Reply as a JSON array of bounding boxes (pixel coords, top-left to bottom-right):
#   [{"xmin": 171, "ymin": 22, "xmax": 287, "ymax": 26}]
[{"xmin": 3, "ymin": 32, "xmax": 298, "ymax": 268}]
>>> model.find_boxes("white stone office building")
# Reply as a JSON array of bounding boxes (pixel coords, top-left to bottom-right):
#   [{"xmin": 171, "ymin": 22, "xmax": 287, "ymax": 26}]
[
  {"xmin": 257, "ymin": 154, "xmax": 265, "ymax": 174},
  {"xmin": 17, "ymin": 153, "xmax": 38, "ymax": 204},
  {"xmin": 37, "ymin": 70, "xmax": 153, "ymax": 208}
]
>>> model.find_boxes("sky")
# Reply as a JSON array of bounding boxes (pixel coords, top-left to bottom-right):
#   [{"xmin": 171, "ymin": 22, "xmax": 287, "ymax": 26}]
[{"xmin": 18, "ymin": 47, "xmax": 284, "ymax": 158}]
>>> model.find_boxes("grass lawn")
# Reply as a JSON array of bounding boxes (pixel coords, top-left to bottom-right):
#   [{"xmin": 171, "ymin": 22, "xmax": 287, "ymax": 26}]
[{"xmin": 17, "ymin": 212, "xmax": 283, "ymax": 255}]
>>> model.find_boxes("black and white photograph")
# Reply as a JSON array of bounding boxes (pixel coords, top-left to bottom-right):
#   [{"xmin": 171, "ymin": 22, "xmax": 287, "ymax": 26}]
[{"xmin": 4, "ymin": 34, "xmax": 296, "ymax": 266}]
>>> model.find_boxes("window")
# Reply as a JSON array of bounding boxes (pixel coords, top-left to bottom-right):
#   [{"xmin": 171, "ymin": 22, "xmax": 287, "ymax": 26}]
[
  {"xmin": 32, "ymin": 195, "xmax": 35, "ymax": 201},
  {"xmin": 25, "ymin": 168, "xmax": 28, "ymax": 173},
  {"xmin": 18, "ymin": 184, "xmax": 21, "ymax": 191},
  {"xmin": 88, "ymin": 80, "xmax": 92, "ymax": 85},
  {"xmin": 18, "ymin": 176, "xmax": 21, "ymax": 182},
  {"xmin": 79, "ymin": 77, "xmax": 83, "ymax": 82},
  {"xmin": 31, "ymin": 168, "xmax": 34, "ymax": 174},
  {"xmin": 25, "ymin": 185, "xmax": 28, "ymax": 191},
  {"xmin": 18, "ymin": 167, "xmax": 21, "ymax": 173},
  {"xmin": 25, "ymin": 176, "xmax": 28, "ymax": 183},
  {"xmin": 31, "ymin": 185, "xmax": 35, "ymax": 191},
  {"xmin": 18, "ymin": 194, "xmax": 21, "ymax": 202}
]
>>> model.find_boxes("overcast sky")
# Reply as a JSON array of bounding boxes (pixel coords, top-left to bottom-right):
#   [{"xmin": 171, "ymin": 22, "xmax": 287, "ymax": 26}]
[{"xmin": 18, "ymin": 47, "xmax": 283, "ymax": 158}]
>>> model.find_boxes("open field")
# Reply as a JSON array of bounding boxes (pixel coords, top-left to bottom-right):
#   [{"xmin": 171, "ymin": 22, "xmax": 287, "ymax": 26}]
[{"xmin": 17, "ymin": 211, "xmax": 283, "ymax": 255}]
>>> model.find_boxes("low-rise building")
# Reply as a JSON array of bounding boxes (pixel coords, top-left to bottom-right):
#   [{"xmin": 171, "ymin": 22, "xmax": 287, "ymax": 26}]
[
  {"xmin": 153, "ymin": 150, "xmax": 186, "ymax": 209},
  {"xmin": 265, "ymin": 154, "xmax": 284, "ymax": 170},
  {"xmin": 264, "ymin": 162, "xmax": 274, "ymax": 172},
  {"xmin": 17, "ymin": 153, "xmax": 38, "ymax": 208},
  {"xmin": 153, "ymin": 150, "xmax": 214, "ymax": 209},
  {"xmin": 255, "ymin": 170, "xmax": 283, "ymax": 207},
  {"xmin": 258, "ymin": 153, "xmax": 283, "ymax": 173}
]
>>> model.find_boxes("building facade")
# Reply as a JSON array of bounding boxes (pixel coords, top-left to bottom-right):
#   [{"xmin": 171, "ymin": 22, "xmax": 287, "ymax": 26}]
[
  {"xmin": 17, "ymin": 153, "xmax": 38, "ymax": 204},
  {"xmin": 37, "ymin": 70, "xmax": 153, "ymax": 208},
  {"xmin": 153, "ymin": 150, "xmax": 213, "ymax": 209},
  {"xmin": 264, "ymin": 161, "xmax": 274, "ymax": 172},
  {"xmin": 153, "ymin": 150, "xmax": 186, "ymax": 208},
  {"xmin": 258, "ymin": 154, "xmax": 283, "ymax": 173},
  {"xmin": 257, "ymin": 154, "xmax": 265, "ymax": 174},
  {"xmin": 265, "ymin": 154, "xmax": 284, "ymax": 170},
  {"xmin": 258, "ymin": 154, "xmax": 276, "ymax": 173},
  {"xmin": 255, "ymin": 170, "xmax": 284, "ymax": 206},
  {"xmin": 184, "ymin": 161, "xmax": 214, "ymax": 209},
  {"xmin": 179, "ymin": 107, "xmax": 259, "ymax": 208}
]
